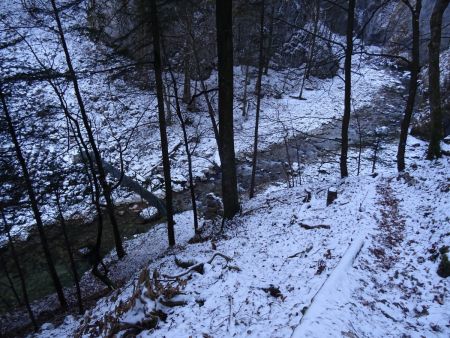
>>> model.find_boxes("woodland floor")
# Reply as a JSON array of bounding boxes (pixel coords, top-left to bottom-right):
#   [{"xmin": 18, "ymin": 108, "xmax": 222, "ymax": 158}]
[{"xmin": 22, "ymin": 139, "xmax": 450, "ymax": 338}]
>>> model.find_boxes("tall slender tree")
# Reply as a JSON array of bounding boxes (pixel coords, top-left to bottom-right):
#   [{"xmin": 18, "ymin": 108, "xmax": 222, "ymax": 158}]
[
  {"xmin": 263, "ymin": 1, "xmax": 275, "ymax": 75},
  {"xmin": 49, "ymin": 0, "xmax": 125, "ymax": 258},
  {"xmin": 189, "ymin": 30, "xmax": 221, "ymax": 149},
  {"xmin": 298, "ymin": 0, "xmax": 321, "ymax": 99},
  {"xmin": 55, "ymin": 189, "xmax": 83, "ymax": 314},
  {"xmin": 7, "ymin": 32, "xmax": 114, "ymax": 283},
  {"xmin": 49, "ymin": 82, "xmax": 113, "ymax": 288},
  {"xmin": 164, "ymin": 49, "xmax": 200, "ymax": 234},
  {"xmin": 150, "ymin": 0, "xmax": 176, "ymax": 245},
  {"xmin": 397, "ymin": 0, "xmax": 422, "ymax": 172},
  {"xmin": 216, "ymin": 0, "xmax": 240, "ymax": 218},
  {"xmin": 340, "ymin": 0, "xmax": 356, "ymax": 178},
  {"xmin": 0, "ymin": 85, "xmax": 67, "ymax": 309},
  {"xmin": 249, "ymin": 0, "xmax": 266, "ymax": 199},
  {"xmin": 427, "ymin": 0, "xmax": 449, "ymax": 159},
  {"xmin": 182, "ymin": 42, "xmax": 192, "ymax": 104}
]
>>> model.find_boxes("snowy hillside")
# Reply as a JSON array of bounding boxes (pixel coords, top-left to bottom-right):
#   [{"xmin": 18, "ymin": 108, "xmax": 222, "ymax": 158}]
[
  {"xmin": 0, "ymin": 0, "xmax": 399, "ymax": 240},
  {"xmin": 36, "ymin": 140, "xmax": 450, "ymax": 337},
  {"xmin": 0, "ymin": 0, "xmax": 449, "ymax": 337}
]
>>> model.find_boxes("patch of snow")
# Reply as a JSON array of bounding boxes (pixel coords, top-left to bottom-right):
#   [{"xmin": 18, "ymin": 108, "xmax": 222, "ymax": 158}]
[{"xmin": 139, "ymin": 207, "xmax": 159, "ymax": 221}]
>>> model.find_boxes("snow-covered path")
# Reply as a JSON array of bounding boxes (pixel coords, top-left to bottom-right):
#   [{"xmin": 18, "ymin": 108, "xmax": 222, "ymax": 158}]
[{"xmin": 291, "ymin": 155, "xmax": 450, "ymax": 337}]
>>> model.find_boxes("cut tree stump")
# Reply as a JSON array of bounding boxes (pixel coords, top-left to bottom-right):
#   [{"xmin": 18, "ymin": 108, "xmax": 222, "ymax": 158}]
[
  {"xmin": 326, "ymin": 188, "xmax": 337, "ymax": 206},
  {"xmin": 303, "ymin": 189, "xmax": 312, "ymax": 203}
]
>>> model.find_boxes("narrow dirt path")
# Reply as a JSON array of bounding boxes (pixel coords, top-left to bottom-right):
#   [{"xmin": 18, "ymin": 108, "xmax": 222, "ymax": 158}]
[
  {"xmin": 334, "ymin": 173, "xmax": 449, "ymax": 337},
  {"xmin": 370, "ymin": 180, "xmax": 406, "ymax": 270}
]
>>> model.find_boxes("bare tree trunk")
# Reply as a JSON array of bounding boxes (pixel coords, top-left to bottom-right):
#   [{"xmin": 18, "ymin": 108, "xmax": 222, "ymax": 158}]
[
  {"xmin": 263, "ymin": 2, "xmax": 275, "ymax": 75},
  {"xmin": 2, "ymin": 212, "xmax": 38, "ymax": 331},
  {"xmin": 188, "ymin": 29, "xmax": 221, "ymax": 151},
  {"xmin": 299, "ymin": 0, "xmax": 320, "ymax": 99},
  {"xmin": 305, "ymin": 0, "xmax": 321, "ymax": 81},
  {"xmin": 340, "ymin": 0, "xmax": 356, "ymax": 178},
  {"xmin": 216, "ymin": 0, "xmax": 240, "ymax": 218},
  {"xmin": 283, "ymin": 134, "xmax": 293, "ymax": 188},
  {"xmin": 397, "ymin": 0, "xmax": 421, "ymax": 172},
  {"xmin": 295, "ymin": 139, "xmax": 302, "ymax": 185},
  {"xmin": 249, "ymin": 0, "xmax": 266, "ymax": 199},
  {"xmin": 49, "ymin": 83, "xmax": 113, "ymax": 288},
  {"xmin": 76, "ymin": 143, "xmax": 115, "ymax": 289},
  {"xmin": 372, "ymin": 134, "xmax": 381, "ymax": 173},
  {"xmin": 241, "ymin": 64, "xmax": 250, "ymax": 117},
  {"xmin": 0, "ymin": 86, "xmax": 67, "ymax": 309},
  {"xmin": 181, "ymin": 3, "xmax": 219, "ymax": 143},
  {"xmin": 355, "ymin": 113, "xmax": 362, "ymax": 175},
  {"xmin": 55, "ymin": 190, "xmax": 83, "ymax": 314},
  {"xmin": 163, "ymin": 47, "xmax": 200, "ymax": 234},
  {"xmin": 47, "ymin": 79, "xmax": 114, "ymax": 288},
  {"xmin": 183, "ymin": 43, "xmax": 192, "ymax": 104},
  {"xmin": 151, "ymin": 0, "xmax": 176, "ymax": 246},
  {"xmin": 427, "ymin": 0, "xmax": 449, "ymax": 159},
  {"xmin": 163, "ymin": 79, "xmax": 173, "ymax": 124},
  {"xmin": 50, "ymin": 0, "xmax": 125, "ymax": 258}
]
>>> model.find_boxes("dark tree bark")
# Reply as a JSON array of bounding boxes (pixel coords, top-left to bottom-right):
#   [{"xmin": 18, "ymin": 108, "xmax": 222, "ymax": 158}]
[
  {"xmin": 299, "ymin": 0, "xmax": 321, "ymax": 99},
  {"xmin": 48, "ymin": 82, "xmax": 112, "ymax": 288},
  {"xmin": 163, "ymin": 46, "xmax": 200, "ymax": 234},
  {"xmin": 263, "ymin": 2, "xmax": 275, "ymax": 75},
  {"xmin": 0, "ymin": 87, "xmax": 67, "ymax": 309},
  {"xmin": 249, "ymin": 0, "xmax": 266, "ymax": 199},
  {"xmin": 73, "ymin": 136, "xmax": 114, "ymax": 288},
  {"xmin": 241, "ymin": 64, "xmax": 250, "ymax": 117},
  {"xmin": 1, "ymin": 212, "xmax": 37, "ymax": 331},
  {"xmin": 49, "ymin": 0, "xmax": 125, "ymax": 259},
  {"xmin": 187, "ymin": 18, "xmax": 221, "ymax": 154},
  {"xmin": 355, "ymin": 113, "xmax": 362, "ymax": 175},
  {"xmin": 55, "ymin": 190, "xmax": 83, "ymax": 314},
  {"xmin": 163, "ymin": 80, "xmax": 173, "ymax": 124},
  {"xmin": 182, "ymin": 43, "xmax": 192, "ymax": 104},
  {"xmin": 372, "ymin": 134, "xmax": 381, "ymax": 173},
  {"xmin": 178, "ymin": 3, "xmax": 220, "ymax": 149},
  {"xmin": 151, "ymin": 0, "xmax": 176, "ymax": 246},
  {"xmin": 216, "ymin": 0, "xmax": 240, "ymax": 219},
  {"xmin": 397, "ymin": 0, "xmax": 421, "ymax": 172},
  {"xmin": 339, "ymin": 0, "xmax": 356, "ymax": 178},
  {"xmin": 427, "ymin": 0, "xmax": 449, "ymax": 159}
]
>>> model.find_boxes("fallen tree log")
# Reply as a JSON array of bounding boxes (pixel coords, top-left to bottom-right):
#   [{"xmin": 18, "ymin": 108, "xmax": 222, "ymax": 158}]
[
  {"xmin": 78, "ymin": 151, "xmax": 167, "ymax": 216},
  {"xmin": 300, "ymin": 223, "xmax": 330, "ymax": 230},
  {"xmin": 159, "ymin": 298, "xmax": 188, "ymax": 307},
  {"xmin": 291, "ymin": 237, "xmax": 364, "ymax": 337}
]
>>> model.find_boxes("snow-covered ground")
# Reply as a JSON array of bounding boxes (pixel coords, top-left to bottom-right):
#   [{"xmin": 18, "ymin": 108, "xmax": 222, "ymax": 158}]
[
  {"xmin": 2, "ymin": 2, "xmax": 449, "ymax": 337},
  {"xmin": 34, "ymin": 138, "xmax": 450, "ymax": 338},
  {"xmin": 236, "ymin": 61, "xmax": 399, "ymax": 154},
  {"xmin": 0, "ymin": 0, "xmax": 400, "ymax": 242}
]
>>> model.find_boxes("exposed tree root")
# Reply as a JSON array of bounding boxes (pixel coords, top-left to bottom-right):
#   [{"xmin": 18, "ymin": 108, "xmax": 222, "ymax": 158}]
[{"xmin": 163, "ymin": 253, "xmax": 233, "ymax": 279}]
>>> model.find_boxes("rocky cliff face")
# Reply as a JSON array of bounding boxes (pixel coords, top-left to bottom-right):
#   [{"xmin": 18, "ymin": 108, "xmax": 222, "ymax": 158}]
[
  {"xmin": 412, "ymin": 48, "xmax": 450, "ymax": 140},
  {"xmin": 360, "ymin": 0, "xmax": 450, "ymax": 63},
  {"xmin": 86, "ymin": 0, "xmax": 449, "ymax": 73}
]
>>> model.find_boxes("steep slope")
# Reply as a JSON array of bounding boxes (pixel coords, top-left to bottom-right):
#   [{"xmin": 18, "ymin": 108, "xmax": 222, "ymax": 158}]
[{"xmin": 36, "ymin": 139, "xmax": 450, "ymax": 337}]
